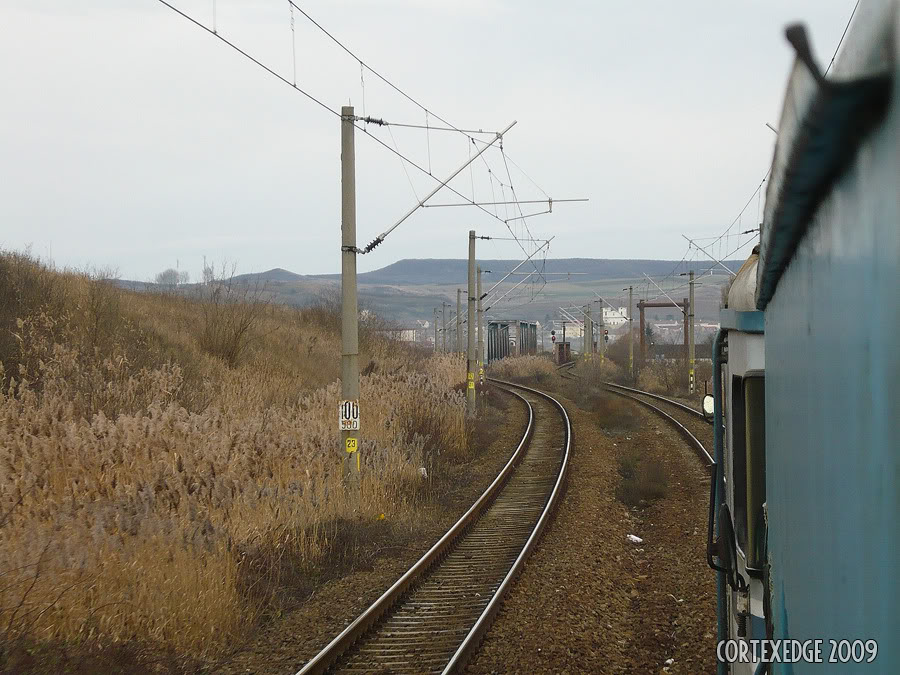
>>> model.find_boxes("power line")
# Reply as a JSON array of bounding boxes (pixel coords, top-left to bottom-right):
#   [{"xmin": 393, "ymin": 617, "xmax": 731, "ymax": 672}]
[
  {"xmin": 154, "ymin": 0, "xmax": 338, "ymax": 119},
  {"xmin": 825, "ymin": 1, "xmax": 860, "ymax": 76},
  {"xmin": 423, "ymin": 198, "xmax": 587, "ymax": 208},
  {"xmin": 358, "ymin": 119, "xmax": 501, "ymax": 135},
  {"xmin": 703, "ymin": 170, "xmax": 769, "ymax": 254},
  {"xmin": 287, "ymin": 0, "xmax": 483, "ymax": 142},
  {"xmin": 154, "ymin": 0, "xmax": 563, "ymax": 259}
]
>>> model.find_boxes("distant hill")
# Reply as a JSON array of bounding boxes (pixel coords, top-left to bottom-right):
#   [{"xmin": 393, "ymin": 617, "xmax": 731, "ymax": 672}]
[
  {"xmin": 118, "ymin": 258, "xmax": 745, "ymax": 325},
  {"xmin": 308, "ymin": 258, "xmax": 744, "ymax": 285},
  {"xmin": 232, "ymin": 268, "xmax": 305, "ymax": 283}
]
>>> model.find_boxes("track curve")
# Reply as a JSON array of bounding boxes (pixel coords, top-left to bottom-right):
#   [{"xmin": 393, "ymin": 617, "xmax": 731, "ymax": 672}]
[{"xmin": 296, "ymin": 381, "xmax": 571, "ymax": 675}]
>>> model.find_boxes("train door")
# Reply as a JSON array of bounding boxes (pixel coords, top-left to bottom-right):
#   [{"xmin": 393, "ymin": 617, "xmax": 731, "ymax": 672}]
[{"xmin": 719, "ymin": 330, "xmax": 769, "ymax": 673}]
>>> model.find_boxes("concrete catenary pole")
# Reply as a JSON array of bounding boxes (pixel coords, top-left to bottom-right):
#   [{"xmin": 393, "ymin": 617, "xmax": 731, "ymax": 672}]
[
  {"xmin": 477, "ymin": 267, "xmax": 485, "ymax": 383},
  {"xmin": 683, "ymin": 297, "xmax": 689, "ymax": 381},
  {"xmin": 456, "ymin": 288, "xmax": 463, "ymax": 354},
  {"xmin": 442, "ymin": 302, "xmax": 447, "ymax": 352},
  {"xmin": 340, "ymin": 106, "xmax": 360, "ymax": 485},
  {"xmin": 433, "ymin": 307, "xmax": 438, "ymax": 352},
  {"xmin": 467, "ymin": 231, "xmax": 476, "ymax": 414},
  {"xmin": 598, "ymin": 299, "xmax": 605, "ymax": 362},
  {"xmin": 584, "ymin": 304, "xmax": 593, "ymax": 361},
  {"xmin": 688, "ymin": 270, "xmax": 695, "ymax": 394},
  {"xmin": 628, "ymin": 286, "xmax": 634, "ymax": 382}
]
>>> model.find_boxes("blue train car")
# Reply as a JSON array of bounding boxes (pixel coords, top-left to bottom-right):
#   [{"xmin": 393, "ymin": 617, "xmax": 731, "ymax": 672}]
[{"xmin": 709, "ymin": 5, "xmax": 898, "ymax": 673}]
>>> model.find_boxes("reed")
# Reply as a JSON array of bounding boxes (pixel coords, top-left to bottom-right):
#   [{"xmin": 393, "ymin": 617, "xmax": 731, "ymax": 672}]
[{"xmin": 0, "ymin": 252, "xmax": 468, "ymax": 660}]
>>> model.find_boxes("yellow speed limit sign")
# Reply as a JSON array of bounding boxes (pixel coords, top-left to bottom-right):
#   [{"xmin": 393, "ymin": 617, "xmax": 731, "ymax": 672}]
[{"xmin": 345, "ymin": 437, "xmax": 358, "ymax": 453}]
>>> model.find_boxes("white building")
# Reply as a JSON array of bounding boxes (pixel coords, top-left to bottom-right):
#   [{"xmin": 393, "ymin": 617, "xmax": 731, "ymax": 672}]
[{"xmin": 602, "ymin": 307, "xmax": 629, "ymax": 327}]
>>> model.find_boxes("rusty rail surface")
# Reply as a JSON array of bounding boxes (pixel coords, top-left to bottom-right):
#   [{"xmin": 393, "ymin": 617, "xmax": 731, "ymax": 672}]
[{"xmin": 296, "ymin": 380, "xmax": 571, "ymax": 674}]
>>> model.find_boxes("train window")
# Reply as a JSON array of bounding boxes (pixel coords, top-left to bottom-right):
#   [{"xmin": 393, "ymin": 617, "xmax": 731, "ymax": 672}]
[
  {"xmin": 744, "ymin": 376, "xmax": 766, "ymax": 570},
  {"xmin": 731, "ymin": 375, "xmax": 748, "ymax": 549}
]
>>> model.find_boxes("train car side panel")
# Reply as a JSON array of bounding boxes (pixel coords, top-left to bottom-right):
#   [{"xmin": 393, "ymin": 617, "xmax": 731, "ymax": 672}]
[{"xmin": 760, "ymin": 4, "xmax": 900, "ymax": 671}]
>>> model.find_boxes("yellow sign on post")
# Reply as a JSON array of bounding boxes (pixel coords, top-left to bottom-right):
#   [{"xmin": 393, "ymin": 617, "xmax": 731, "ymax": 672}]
[
  {"xmin": 345, "ymin": 437, "xmax": 358, "ymax": 453},
  {"xmin": 467, "ymin": 372, "xmax": 475, "ymax": 389}
]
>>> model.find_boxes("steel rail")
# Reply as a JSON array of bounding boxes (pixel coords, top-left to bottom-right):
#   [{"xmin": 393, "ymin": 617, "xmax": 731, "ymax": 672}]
[
  {"xmin": 445, "ymin": 378, "xmax": 571, "ymax": 672},
  {"xmin": 558, "ymin": 364, "xmax": 710, "ymax": 468},
  {"xmin": 296, "ymin": 381, "xmax": 571, "ymax": 674},
  {"xmin": 603, "ymin": 387, "xmax": 714, "ymax": 468},
  {"xmin": 602, "ymin": 381, "xmax": 706, "ymax": 420}
]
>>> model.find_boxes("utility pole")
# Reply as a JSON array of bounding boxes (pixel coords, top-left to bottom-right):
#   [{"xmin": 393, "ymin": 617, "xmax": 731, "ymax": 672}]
[
  {"xmin": 688, "ymin": 271, "xmax": 695, "ymax": 394},
  {"xmin": 477, "ymin": 267, "xmax": 485, "ymax": 383},
  {"xmin": 467, "ymin": 231, "xmax": 476, "ymax": 415},
  {"xmin": 456, "ymin": 288, "xmax": 462, "ymax": 354},
  {"xmin": 584, "ymin": 304, "xmax": 593, "ymax": 361},
  {"xmin": 442, "ymin": 302, "xmax": 448, "ymax": 352},
  {"xmin": 627, "ymin": 286, "xmax": 634, "ymax": 382},
  {"xmin": 340, "ymin": 106, "xmax": 360, "ymax": 487},
  {"xmin": 433, "ymin": 307, "xmax": 438, "ymax": 352},
  {"xmin": 683, "ymin": 297, "xmax": 689, "ymax": 375},
  {"xmin": 598, "ymin": 299, "xmax": 605, "ymax": 362}
]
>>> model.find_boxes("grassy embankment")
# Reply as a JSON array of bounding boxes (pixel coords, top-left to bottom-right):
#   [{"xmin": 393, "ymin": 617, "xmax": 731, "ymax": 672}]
[{"xmin": 0, "ymin": 252, "xmax": 474, "ymax": 667}]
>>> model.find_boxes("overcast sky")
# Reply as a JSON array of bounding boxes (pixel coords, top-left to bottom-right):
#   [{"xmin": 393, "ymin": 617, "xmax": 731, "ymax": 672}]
[{"xmin": 1, "ymin": 1, "xmax": 855, "ymax": 281}]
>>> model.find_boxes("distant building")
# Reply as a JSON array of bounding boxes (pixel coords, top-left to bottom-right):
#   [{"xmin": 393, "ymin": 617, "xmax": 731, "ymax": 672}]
[{"xmin": 602, "ymin": 307, "xmax": 629, "ymax": 327}]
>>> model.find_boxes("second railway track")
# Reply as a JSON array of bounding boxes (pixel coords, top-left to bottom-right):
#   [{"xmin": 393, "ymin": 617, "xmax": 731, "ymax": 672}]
[
  {"xmin": 556, "ymin": 363, "xmax": 713, "ymax": 468},
  {"xmin": 297, "ymin": 380, "xmax": 571, "ymax": 675}
]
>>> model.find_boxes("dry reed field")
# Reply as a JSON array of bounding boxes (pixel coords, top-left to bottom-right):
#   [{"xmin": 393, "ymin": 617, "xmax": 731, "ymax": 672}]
[
  {"xmin": 0, "ymin": 252, "xmax": 470, "ymax": 668},
  {"xmin": 487, "ymin": 354, "xmax": 557, "ymax": 383}
]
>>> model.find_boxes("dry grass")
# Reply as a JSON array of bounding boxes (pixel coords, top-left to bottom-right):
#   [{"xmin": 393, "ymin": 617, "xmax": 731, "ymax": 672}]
[
  {"xmin": 636, "ymin": 360, "xmax": 689, "ymax": 397},
  {"xmin": 616, "ymin": 447, "xmax": 668, "ymax": 507},
  {"xmin": 0, "ymin": 252, "xmax": 469, "ymax": 664},
  {"xmin": 488, "ymin": 355, "xmax": 557, "ymax": 385},
  {"xmin": 576, "ymin": 357, "xmax": 625, "ymax": 384}
]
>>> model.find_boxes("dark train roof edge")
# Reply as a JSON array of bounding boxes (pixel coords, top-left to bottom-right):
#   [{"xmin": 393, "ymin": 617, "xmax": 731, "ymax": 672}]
[{"xmin": 756, "ymin": 20, "xmax": 895, "ymax": 311}]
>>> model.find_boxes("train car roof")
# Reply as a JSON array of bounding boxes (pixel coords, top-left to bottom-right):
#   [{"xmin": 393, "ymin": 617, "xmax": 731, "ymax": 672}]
[{"xmin": 756, "ymin": 7, "xmax": 895, "ymax": 310}]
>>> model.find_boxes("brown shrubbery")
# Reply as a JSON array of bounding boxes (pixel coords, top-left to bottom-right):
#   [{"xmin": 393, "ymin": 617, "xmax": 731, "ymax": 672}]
[
  {"xmin": 488, "ymin": 355, "xmax": 557, "ymax": 384},
  {"xmin": 0, "ymin": 252, "xmax": 468, "ymax": 663},
  {"xmin": 616, "ymin": 447, "xmax": 668, "ymax": 507}
]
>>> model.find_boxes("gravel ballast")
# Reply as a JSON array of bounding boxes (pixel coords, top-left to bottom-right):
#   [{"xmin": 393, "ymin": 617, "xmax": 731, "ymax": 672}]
[{"xmin": 466, "ymin": 392, "xmax": 716, "ymax": 674}]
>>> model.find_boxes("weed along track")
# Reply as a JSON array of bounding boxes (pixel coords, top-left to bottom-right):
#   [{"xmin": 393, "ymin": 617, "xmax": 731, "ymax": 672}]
[
  {"xmin": 297, "ymin": 381, "xmax": 571, "ymax": 675},
  {"xmin": 601, "ymin": 382, "xmax": 713, "ymax": 469}
]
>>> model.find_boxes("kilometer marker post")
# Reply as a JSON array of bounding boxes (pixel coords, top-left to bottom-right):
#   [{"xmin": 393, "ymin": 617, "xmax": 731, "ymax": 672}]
[{"xmin": 340, "ymin": 106, "xmax": 361, "ymax": 491}]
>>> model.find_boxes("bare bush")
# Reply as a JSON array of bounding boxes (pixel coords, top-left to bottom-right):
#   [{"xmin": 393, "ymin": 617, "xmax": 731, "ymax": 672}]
[
  {"xmin": 637, "ymin": 359, "xmax": 688, "ymax": 396},
  {"xmin": 154, "ymin": 268, "xmax": 189, "ymax": 286},
  {"xmin": 488, "ymin": 355, "xmax": 557, "ymax": 384},
  {"xmin": 197, "ymin": 263, "xmax": 272, "ymax": 367},
  {"xmin": 616, "ymin": 448, "xmax": 668, "ymax": 507}
]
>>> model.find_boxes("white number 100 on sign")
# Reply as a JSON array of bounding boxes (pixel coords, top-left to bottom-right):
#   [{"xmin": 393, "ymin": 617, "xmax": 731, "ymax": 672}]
[{"xmin": 339, "ymin": 400, "xmax": 360, "ymax": 431}]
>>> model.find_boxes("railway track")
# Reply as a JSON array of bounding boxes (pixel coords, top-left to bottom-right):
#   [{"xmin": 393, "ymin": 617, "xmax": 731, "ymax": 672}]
[
  {"xmin": 296, "ymin": 380, "xmax": 571, "ymax": 675},
  {"xmin": 555, "ymin": 363, "xmax": 712, "ymax": 469},
  {"xmin": 599, "ymin": 381, "xmax": 714, "ymax": 469},
  {"xmin": 602, "ymin": 383, "xmax": 713, "ymax": 469}
]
